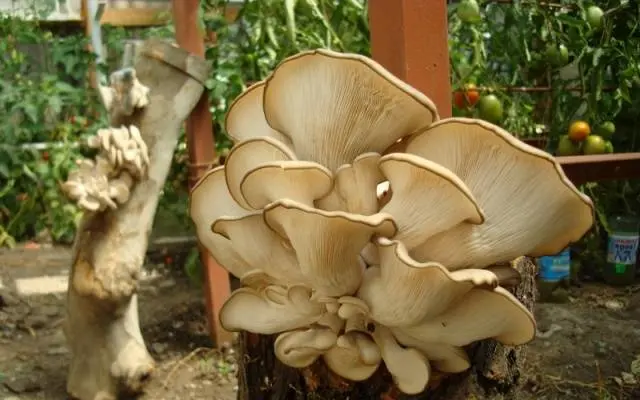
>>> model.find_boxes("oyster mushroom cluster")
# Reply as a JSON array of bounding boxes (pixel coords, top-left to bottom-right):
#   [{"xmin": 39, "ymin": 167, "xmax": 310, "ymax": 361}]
[
  {"xmin": 62, "ymin": 125, "xmax": 149, "ymax": 212},
  {"xmin": 190, "ymin": 49, "xmax": 594, "ymax": 394},
  {"xmin": 99, "ymin": 67, "xmax": 150, "ymax": 118}
]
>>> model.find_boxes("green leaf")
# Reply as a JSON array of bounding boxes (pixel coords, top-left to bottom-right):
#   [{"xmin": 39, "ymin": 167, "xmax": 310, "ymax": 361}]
[
  {"xmin": 21, "ymin": 103, "xmax": 39, "ymax": 124},
  {"xmin": 285, "ymin": 0, "xmax": 298, "ymax": 44},
  {"xmin": 592, "ymin": 48, "xmax": 603, "ymax": 67}
]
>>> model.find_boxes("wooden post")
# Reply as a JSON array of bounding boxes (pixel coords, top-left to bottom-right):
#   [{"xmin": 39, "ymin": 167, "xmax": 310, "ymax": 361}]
[
  {"xmin": 172, "ymin": 0, "xmax": 233, "ymax": 347},
  {"xmin": 369, "ymin": 0, "xmax": 452, "ymax": 116}
]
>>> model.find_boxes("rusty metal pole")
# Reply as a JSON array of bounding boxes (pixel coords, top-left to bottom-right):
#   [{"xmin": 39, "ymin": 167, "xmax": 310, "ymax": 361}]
[
  {"xmin": 172, "ymin": 0, "xmax": 233, "ymax": 347},
  {"xmin": 369, "ymin": 0, "xmax": 452, "ymax": 116}
]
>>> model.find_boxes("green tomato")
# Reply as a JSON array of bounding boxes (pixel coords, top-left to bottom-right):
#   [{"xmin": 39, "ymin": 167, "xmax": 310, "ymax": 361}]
[
  {"xmin": 595, "ymin": 121, "xmax": 616, "ymax": 140},
  {"xmin": 586, "ymin": 6, "xmax": 604, "ymax": 29},
  {"xmin": 545, "ymin": 44, "xmax": 569, "ymax": 68},
  {"xmin": 582, "ymin": 135, "xmax": 607, "ymax": 155},
  {"xmin": 478, "ymin": 94, "xmax": 504, "ymax": 124},
  {"xmin": 556, "ymin": 135, "xmax": 581, "ymax": 156},
  {"xmin": 604, "ymin": 141, "xmax": 614, "ymax": 154},
  {"xmin": 457, "ymin": 0, "xmax": 481, "ymax": 23}
]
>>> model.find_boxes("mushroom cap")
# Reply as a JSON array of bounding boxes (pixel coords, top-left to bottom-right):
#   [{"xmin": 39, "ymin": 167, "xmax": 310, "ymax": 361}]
[
  {"xmin": 219, "ymin": 285, "xmax": 325, "ymax": 334},
  {"xmin": 371, "ymin": 324, "xmax": 431, "ymax": 395},
  {"xmin": 240, "ymin": 160, "xmax": 334, "ymax": 209},
  {"xmin": 391, "ymin": 329, "xmax": 470, "ymax": 373},
  {"xmin": 379, "ymin": 152, "xmax": 485, "ymax": 249},
  {"xmin": 323, "ymin": 332, "xmax": 382, "ymax": 381},
  {"xmin": 405, "ymin": 117, "xmax": 594, "ymax": 269},
  {"xmin": 358, "ymin": 238, "xmax": 502, "ymax": 327},
  {"xmin": 317, "ymin": 152, "xmax": 385, "ymax": 214},
  {"xmin": 225, "ymin": 81, "xmax": 292, "ymax": 146},
  {"xmin": 398, "ymin": 285, "xmax": 536, "ymax": 347},
  {"xmin": 190, "ymin": 167, "xmax": 304, "ymax": 284},
  {"xmin": 226, "ymin": 48, "xmax": 439, "ymax": 171},
  {"xmin": 224, "ymin": 136, "xmax": 296, "ymax": 209},
  {"xmin": 188, "ymin": 166, "xmax": 255, "ymax": 279},
  {"xmin": 263, "ymin": 199, "xmax": 397, "ymax": 296},
  {"xmin": 274, "ymin": 326, "xmax": 338, "ymax": 368}
]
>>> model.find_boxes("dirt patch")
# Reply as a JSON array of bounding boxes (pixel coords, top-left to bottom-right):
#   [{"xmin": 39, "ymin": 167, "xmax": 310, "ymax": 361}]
[
  {"xmin": 0, "ymin": 245, "xmax": 236, "ymax": 400},
  {"xmin": 1, "ymin": 246, "xmax": 639, "ymax": 399}
]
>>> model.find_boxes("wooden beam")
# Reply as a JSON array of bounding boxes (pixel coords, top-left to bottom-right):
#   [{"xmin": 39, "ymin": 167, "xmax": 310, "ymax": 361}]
[
  {"xmin": 100, "ymin": 7, "xmax": 171, "ymax": 27},
  {"xmin": 557, "ymin": 153, "xmax": 640, "ymax": 185},
  {"xmin": 172, "ymin": 0, "xmax": 233, "ymax": 348},
  {"xmin": 369, "ymin": 0, "xmax": 452, "ymax": 115},
  {"xmin": 98, "ymin": 4, "xmax": 241, "ymax": 27}
]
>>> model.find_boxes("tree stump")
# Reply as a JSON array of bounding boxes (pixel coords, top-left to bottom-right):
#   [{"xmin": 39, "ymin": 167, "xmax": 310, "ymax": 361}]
[
  {"xmin": 237, "ymin": 257, "xmax": 537, "ymax": 400},
  {"xmin": 63, "ymin": 39, "xmax": 209, "ymax": 400}
]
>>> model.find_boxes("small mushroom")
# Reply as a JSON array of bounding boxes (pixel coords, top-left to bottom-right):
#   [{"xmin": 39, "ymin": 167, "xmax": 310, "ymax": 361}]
[
  {"xmin": 128, "ymin": 125, "xmax": 150, "ymax": 166},
  {"xmin": 108, "ymin": 67, "xmax": 150, "ymax": 116},
  {"xmin": 108, "ymin": 172, "xmax": 134, "ymax": 204},
  {"xmin": 371, "ymin": 324, "xmax": 431, "ymax": 395},
  {"xmin": 391, "ymin": 329, "xmax": 470, "ymax": 373},
  {"xmin": 274, "ymin": 326, "xmax": 338, "ymax": 368},
  {"xmin": 337, "ymin": 296, "xmax": 370, "ymax": 320},
  {"xmin": 263, "ymin": 199, "xmax": 397, "ymax": 297},
  {"xmin": 324, "ymin": 331, "xmax": 381, "ymax": 381},
  {"xmin": 240, "ymin": 161, "xmax": 334, "ymax": 209},
  {"xmin": 219, "ymin": 285, "xmax": 325, "ymax": 334},
  {"xmin": 318, "ymin": 152, "xmax": 384, "ymax": 214},
  {"xmin": 224, "ymin": 137, "xmax": 296, "ymax": 209}
]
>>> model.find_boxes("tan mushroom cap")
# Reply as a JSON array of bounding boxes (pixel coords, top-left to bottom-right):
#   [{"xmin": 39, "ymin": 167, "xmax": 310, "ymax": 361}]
[
  {"xmin": 263, "ymin": 199, "xmax": 397, "ymax": 297},
  {"xmin": 371, "ymin": 324, "xmax": 431, "ymax": 395},
  {"xmin": 219, "ymin": 285, "xmax": 325, "ymax": 334},
  {"xmin": 379, "ymin": 152, "xmax": 485, "ymax": 249},
  {"xmin": 391, "ymin": 329, "xmax": 470, "ymax": 373},
  {"xmin": 260, "ymin": 48, "xmax": 439, "ymax": 171},
  {"xmin": 406, "ymin": 117, "xmax": 595, "ymax": 269},
  {"xmin": 241, "ymin": 161, "xmax": 334, "ymax": 209},
  {"xmin": 358, "ymin": 238, "xmax": 500, "ymax": 327},
  {"xmin": 211, "ymin": 213, "xmax": 305, "ymax": 285},
  {"xmin": 190, "ymin": 167, "xmax": 304, "ymax": 284},
  {"xmin": 399, "ymin": 286, "xmax": 536, "ymax": 347},
  {"xmin": 224, "ymin": 136, "xmax": 296, "ymax": 210},
  {"xmin": 224, "ymin": 81, "xmax": 293, "ymax": 146},
  {"xmin": 189, "ymin": 167, "xmax": 254, "ymax": 278},
  {"xmin": 317, "ymin": 152, "xmax": 384, "ymax": 214},
  {"xmin": 274, "ymin": 326, "xmax": 338, "ymax": 368},
  {"xmin": 323, "ymin": 332, "xmax": 382, "ymax": 381}
]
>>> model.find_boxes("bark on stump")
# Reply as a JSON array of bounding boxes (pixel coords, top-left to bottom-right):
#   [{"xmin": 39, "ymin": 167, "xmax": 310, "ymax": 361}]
[
  {"xmin": 237, "ymin": 257, "xmax": 537, "ymax": 400},
  {"xmin": 64, "ymin": 40, "xmax": 209, "ymax": 400}
]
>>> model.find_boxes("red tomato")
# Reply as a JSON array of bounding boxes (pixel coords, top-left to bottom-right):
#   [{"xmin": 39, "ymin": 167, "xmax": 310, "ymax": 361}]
[{"xmin": 453, "ymin": 83, "xmax": 480, "ymax": 109}]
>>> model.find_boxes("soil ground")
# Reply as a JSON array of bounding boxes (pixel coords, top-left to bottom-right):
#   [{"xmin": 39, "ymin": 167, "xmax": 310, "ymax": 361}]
[{"xmin": 1, "ymin": 245, "xmax": 639, "ymax": 400}]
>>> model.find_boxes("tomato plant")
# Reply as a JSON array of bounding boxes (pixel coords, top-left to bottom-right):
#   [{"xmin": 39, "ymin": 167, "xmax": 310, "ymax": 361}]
[
  {"xmin": 449, "ymin": 0, "xmax": 640, "ymax": 278},
  {"xmin": 2, "ymin": 0, "xmax": 640, "ymax": 284}
]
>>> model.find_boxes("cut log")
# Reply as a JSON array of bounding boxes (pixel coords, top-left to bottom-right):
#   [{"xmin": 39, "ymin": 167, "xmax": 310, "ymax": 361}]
[
  {"xmin": 236, "ymin": 257, "xmax": 537, "ymax": 400},
  {"xmin": 63, "ymin": 39, "xmax": 209, "ymax": 400}
]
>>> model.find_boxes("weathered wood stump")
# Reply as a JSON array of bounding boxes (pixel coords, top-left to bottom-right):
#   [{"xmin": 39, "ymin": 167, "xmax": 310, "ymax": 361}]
[
  {"xmin": 63, "ymin": 39, "xmax": 209, "ymax": 400},
  {"xmin": 237, "ymin": 257, "xmax": 537, "ymax": 400}
]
